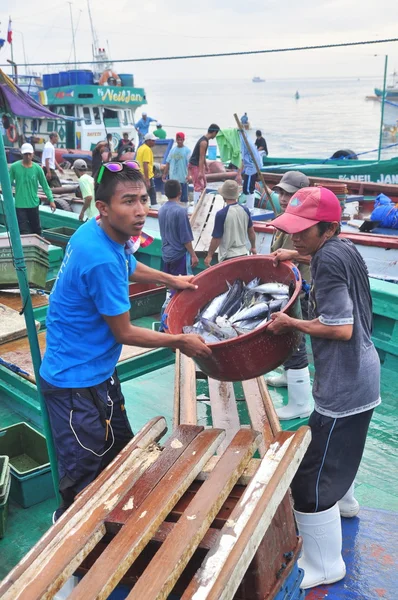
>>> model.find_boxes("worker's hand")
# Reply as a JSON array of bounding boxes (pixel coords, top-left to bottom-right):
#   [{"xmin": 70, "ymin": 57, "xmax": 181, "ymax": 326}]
[
  {"xmin": 58, "ymin": 166, "xmax": 64, "ymax": 174},
  {"xmin": 170, "ymin": 275, "xmax": 198, "ymax": 291},
  {"xmin": 46, "ymin": 172, "xmax": 51, "ymax": 181},
  {"xmin": 176, "ymin": 334, "xmax": 212, "ymax": 359},
  {"xmin": 236, "ymin": 174, "xmax": 242, "ymax": 185},
  {"xmin": 191, "ymin": 253, "xmax": 199, "ymax": 268},
  {"xmin": 204, "ymin": 255, "xmax": 213, "ymax": 268},
  {"xmin": 79, "ymin": 210, "xmax": 85, "ymax": 221},
  {"xmin": 250, "ymin": 247, "xmax": 257, "ymax": 255},
  {"xmin": 268, "ymin": 312, "xmax": 295, "ymax": 335},
  {"xmin": 145, "ymin": 178, "xmax": 151, "ymax": 190},
  {"xmin": 162, "ymin": 175, "xmax": 168, "ymax": 182},
  {"xmin": 270, "ymin": 248, "xmax": 298, "ymax": 267},
  {"xmin": 50, "ymin": 202, "xmax": 57, "ymax": 213}
]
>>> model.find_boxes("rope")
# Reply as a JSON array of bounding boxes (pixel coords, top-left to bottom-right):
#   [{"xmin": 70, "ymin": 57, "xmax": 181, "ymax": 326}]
[{"xmin": 2, "ymin": 37, "xmax": 398, "ymax": 68}]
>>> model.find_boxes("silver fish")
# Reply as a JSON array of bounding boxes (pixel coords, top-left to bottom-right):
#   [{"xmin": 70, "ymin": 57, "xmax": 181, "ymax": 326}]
[
  {"xmin": 229, "ymin": 301, "xmax": 269, "ymax": 324},
  {"xmin": 183, "ymin": 324, "xmax": 220, "ymax": 343},
  {"xmin": 252, "ymin": 283, "xmax": 289, "ymax": 296},
  {"xmin": 201, "ymin": 317, "xmax": 238, "ymax": 340},
  {"xmin": 245, "ymin": 277, "xmax": 261, "ymax": 290},
  {"xmin": 201, "ymin": 289, "xmax": 230, "ymax": 322}
]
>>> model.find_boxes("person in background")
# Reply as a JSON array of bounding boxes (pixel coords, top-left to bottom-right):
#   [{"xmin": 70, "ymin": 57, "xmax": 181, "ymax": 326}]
[
  {"xmin": 41, "ymin": 132, "xmax": 64, "ymax": 188},
  {"xmin": 91, "ymin": 141, "xmax": 109, "ymax": 182},
  {"xmin": 10, "ymin": 142, "xmax": 56, "ymax": 235},
  {"xmin": 204, "ymin": 180, "xmax": 256, "ymax": 267},
  {"xmin": 162, "ymin": 132, "xmax": 191, "ymax": 204},
  {"xmin": 241, "ymin": 112, "xmax": 249, "ymax": 125},
  {"xmin": 236, "ymin": 130, "xmax": 261, "ymax": 212},
  {"xmin": 188, "ymin": 124, "xmax": 220, "ymax": 206},
  {"xmin": 265, "ymin": 171, "xmax": 312, "ymax": 419},
  {"xmin": 135, "ymin": 112, "xmax": 157, "ymax": 143},
  {"xmin": 255, "ymin": 130, "xmax": 268, "ymax": 156},
  {"xmin": 106, "ymin": 133, "xmax": 114, "ymax": 154},
  {"xmin": 40, "ymin": 165, "xmax": 211, "ymax": 521},
  {"xmin": 136, "ymin": 132, "xmax": 157, "ymax": 206},
  {"xmin": 73, "ymin": 159, "xmax": 97, "ymax": 222},
  {"xmin": 268, "ymin": 186, "xmax": 380, "ymax": 590},
  {"xmin": 153, "ymin": 123, "xmax": 167, "ymax": 140},
  {"xmin": 159, "ymin": 179, "xmax": 198, "ymax": 278},
  {"xmin": 116, "ymin": 132, "xmax": 134, "ymax": 158}
]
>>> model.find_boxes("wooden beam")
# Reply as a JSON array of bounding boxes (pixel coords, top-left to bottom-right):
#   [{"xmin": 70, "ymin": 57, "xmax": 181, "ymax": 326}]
[
  {"xmin": 256, "ymin": 376, "xmax": 282, "ymax": 436},
  {"xmin": 242, "ymin": 379, "xmax": 274, "ymax": 456},
  {"xmin": 208, "ymin": 378, "xmax": 241, "ymax": 454},
  {"xmin": 178, "ymin": 352, "xmax": 198, "ymax": 425},
  {"xmin": 181, "ymin": 427, "xmax": 311, "ymax": 600}
]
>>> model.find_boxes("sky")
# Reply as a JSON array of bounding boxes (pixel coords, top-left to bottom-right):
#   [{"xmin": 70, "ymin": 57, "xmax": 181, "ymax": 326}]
[{"xmin": 1, "ymin": 0, "xmax": 398, "ymax": 85}]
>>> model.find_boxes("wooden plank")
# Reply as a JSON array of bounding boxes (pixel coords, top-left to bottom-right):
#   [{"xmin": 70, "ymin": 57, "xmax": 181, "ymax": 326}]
[
  {"xmin": 106, "ymin": 425, "xmax": 204, "ymax": 532},
  {"xmin": 181, "ymin": 427, "xmax": 311, "ymax": 600},
  {"xmin": 190, "ymin": 189, "xmax": 209, "ymax": 233},
  {"xmin": 68, "ymin": 428, "xmax": 225, "ymax": 600},
  {"xmin": 197, "ymin": 456, "xmax": 261, "ymax": 487},
  {"xmin": 173, "ymin": 349, "xmax": 182, "ymax": 428},
  {"xmin": 126, "ymin": 429, "xmax": 260, "ymax": 600},
  {"xmin": 0, "ymin": 417, "xmax": 167, "ymax": 600},
  {"xmin": 194, "ymin": 194, "xmax": 225, "ymax": 254},
  {"xmin": 256, "ymin": 376, "xmax": 282, "ymax": 436},
  {"xmin": 208, "ymin": 379, "xmax": 240, "ymax": 454},
  {"xmin": 242, "ymin": 379, "xmax": 275, "ymax": 456},
  {"xmin": 0, "ymin": 303, "xmax": 40, "ymax": 344},
  {"xmin": 152, "ymin": 521, "xmax": 220, "ymax": 551},
  {"xmin": 178, "ymin": 352, "xmax": 197, "ymax": 425},
  {"xmin": 0, "ymin": 290, "xmax": 48, "ymax": 311}
]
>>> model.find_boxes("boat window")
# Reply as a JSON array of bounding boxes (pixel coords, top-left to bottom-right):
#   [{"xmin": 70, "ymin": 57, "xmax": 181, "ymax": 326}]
[
  {"xmin": 46, "ymin": 120, "xmax": 55, "ymax": 132},
  {"xmin": 103, "ymin": 108, "xmax": 120, "ymax": 128},
  {"xmin": 123, "ymin": 110, "xmax": 129, "ymax": 126},
  {"xmin": 93, "ymin": 107, "xmax": 102, "ymax": 124},
  {"xmin": 83, "ymin": 107, "xmax": 92, "ymax": 125}
]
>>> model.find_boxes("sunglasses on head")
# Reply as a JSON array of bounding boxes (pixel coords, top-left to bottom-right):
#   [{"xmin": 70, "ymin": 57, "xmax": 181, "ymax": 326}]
[{"xmin": 97, "ymin": 161, "xmax": 140, "ymax": 184}]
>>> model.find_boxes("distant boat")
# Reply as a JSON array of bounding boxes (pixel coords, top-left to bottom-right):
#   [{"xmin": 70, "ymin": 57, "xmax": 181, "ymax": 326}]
[
  {"xmin": 252, "ymin": 76, "xmax": 265, "ymax": 83},
  {"xmin": 374, "ymin": 71, "xmax": 398, "ymax": 98}
]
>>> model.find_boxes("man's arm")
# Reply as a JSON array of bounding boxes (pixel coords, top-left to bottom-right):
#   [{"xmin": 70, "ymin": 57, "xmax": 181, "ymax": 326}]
[
  {"xmin": 130, "ymin": 260, "xmax": 197, "ymax": 290},
  {"xmin": 45, "ymin": 157, "xmax": 52, "ymax": 179},
  {"xmin": 79, "ymin": 195, "xmax": 93, "ymax": 221},
  {"xmin": 199, "ymin": 140, "xmax": 207, "ymax": 173},
  {"xmin": 102, "ymin": 312, "xmax": 211, "ymax": 359},
  {"xmin": 184, "ymin": 241, "xmax": 199, "ymax": 268},
  {"xmin": 248, "ymin": 226, "xmax": 257, "ymax": 255},
  {"xmin": 271, "ymin": 248, "xmax": 312, "ymax": 266},
  {"xmin": 204, "ymin": 237, "xmax": 221, "ymax": 267},
  {"xmin": 55, "ymin": 159, "xmax": 64, "ymax": 174},
  {"xmin": 268, "ymin": 313, "xmax": 353, "ymax": 341},
  {"xmin": 143, "ymin": 162, "xmax": 150, "ymax": 187},
  {"xmin": 162, "ymin": 160, "xmax": 170, "ymax": 181}
]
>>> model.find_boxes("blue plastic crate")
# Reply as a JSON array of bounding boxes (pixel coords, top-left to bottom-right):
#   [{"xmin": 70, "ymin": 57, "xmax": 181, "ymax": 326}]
[
  {"xmin": 10, "ymin": 465, "xmax": 55, "ymax": 508},
  {"xmin": 273, "ymin": 562, "xmax": 304, "ymax": 600}
]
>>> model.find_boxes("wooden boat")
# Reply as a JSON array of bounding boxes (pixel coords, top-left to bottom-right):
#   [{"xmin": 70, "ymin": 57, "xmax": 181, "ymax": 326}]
[{"xmin": 252, "ymin": 77, "xmax": 266, "ymax": 83}]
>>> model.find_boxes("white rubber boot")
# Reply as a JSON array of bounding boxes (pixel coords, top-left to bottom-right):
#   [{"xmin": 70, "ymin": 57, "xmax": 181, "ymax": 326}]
[
  {"xmin": 244, "ymin": 193, "xmax": 255, "ymax": 210},
  {"xmin": 276, "ymin": 367, "xmax": 312, "ymax": 420},
  {"xmin": 294, "ymin": 504, "xmax": 346, "ymax": 589},
  {"xmin": 265, "ymin": 370, "xmax": 288, "ymax": 387},
  {"xmin": 338, "ymin": 482, "xmax": 360, "ymax": 518},
  {"xmin": 193, "ymin": 191, "xmax": 201, "ymax": 206}
]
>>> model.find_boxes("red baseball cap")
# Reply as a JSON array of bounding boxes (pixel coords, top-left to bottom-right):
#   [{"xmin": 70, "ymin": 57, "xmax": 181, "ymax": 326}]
[
  {"xmin": 176, "ymin": 132, "xmax": 185, "ymax": 140},
  {"xmin": 271, "ymin": 186, "xmax": 342, "ymax": 234}
]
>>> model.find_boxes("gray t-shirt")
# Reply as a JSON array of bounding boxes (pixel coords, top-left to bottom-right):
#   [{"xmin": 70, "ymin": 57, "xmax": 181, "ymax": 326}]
[
  {"xmin": 212, "ymin": 203, "xmax": 253, "ymax": 261},
  {"xmin": 158, "ymin": 201, "xmax": 193, "ymax": 263},
  {"xmin": 309, "ymin": 237, "xmax": 381, "ymax": 417}
]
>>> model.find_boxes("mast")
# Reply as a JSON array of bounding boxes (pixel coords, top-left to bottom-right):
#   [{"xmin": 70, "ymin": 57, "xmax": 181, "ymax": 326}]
[
  {"xmin": 87, "ymin": 0, "xmax": 99, "ymax": 65},
  {"xmin": 86, "ymin": 0, "xmax": 111, "ymax": 79},
  {"xmin": 68, "ymin": 2, "xmax": 77, "ymax": 69}
]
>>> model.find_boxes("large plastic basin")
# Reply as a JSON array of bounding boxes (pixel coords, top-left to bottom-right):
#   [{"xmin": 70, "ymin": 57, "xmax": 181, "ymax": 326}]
[{"xmin": 166, "ymin": 255, "xmax": 302, "ymax": 381}]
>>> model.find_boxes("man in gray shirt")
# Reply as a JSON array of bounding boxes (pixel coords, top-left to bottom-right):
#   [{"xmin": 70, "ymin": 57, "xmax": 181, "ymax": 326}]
[{"xmin": 269, "ymin": 186, "xmax": 380, "ymax": 591}]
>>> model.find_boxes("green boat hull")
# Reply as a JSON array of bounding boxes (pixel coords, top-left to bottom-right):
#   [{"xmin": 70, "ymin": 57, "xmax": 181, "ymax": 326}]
[{"xmin": 262, "ymin": 156, "xmax": 398, "ymax": 184}]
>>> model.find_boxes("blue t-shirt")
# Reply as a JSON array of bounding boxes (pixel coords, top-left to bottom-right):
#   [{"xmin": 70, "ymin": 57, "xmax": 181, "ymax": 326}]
[
  {"xmin": 158, "ymin": 201, "xmax": 193, "ymax": 263},
  {"xmin": 40, "ymin": 218, "xmax": 136, "ymax": 388},
  {"xmin": 166, "ymin": 146, "xmax": 191, "ymax": 183},
  {"xmin": 135, "ymin": 117, "xmax": 155, "ymax": 136},
  {"xmin": 239, "ymin": 131, "xmax": 261, "ymax": 176}
]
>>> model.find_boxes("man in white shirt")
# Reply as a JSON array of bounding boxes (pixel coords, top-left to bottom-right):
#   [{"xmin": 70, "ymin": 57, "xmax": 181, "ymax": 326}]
[{"xmin": 41, "ymin": 132, "xmax": 64, "ymax": 188}]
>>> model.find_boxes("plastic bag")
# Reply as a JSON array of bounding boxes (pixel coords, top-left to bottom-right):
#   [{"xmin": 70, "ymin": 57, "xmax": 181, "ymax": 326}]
[{"xmin": 370, "ymin": 193, "xmax": 398, "ymax": 229}]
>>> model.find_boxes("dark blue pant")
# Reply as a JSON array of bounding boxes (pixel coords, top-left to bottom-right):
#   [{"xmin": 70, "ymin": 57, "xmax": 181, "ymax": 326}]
[
  {"xmin": 40, "ymin": 371, "xmax": 133, "ymax": 512},
  {"xmin": 180, "ymin": 183, "xmax": 188, "ymax": 203}
]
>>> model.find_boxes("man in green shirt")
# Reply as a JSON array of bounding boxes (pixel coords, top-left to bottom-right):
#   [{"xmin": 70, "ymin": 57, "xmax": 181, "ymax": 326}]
[
  {"xmin": 153, "ymin": 123, "xmax": 167, "ymax": 139},
  {"xmin": 73, "ymin": 159, "xmax": 97, "ymax": 221},
  {"xmin": 9, "ymin": 143, "xmax": 56, "ymax": 236}
]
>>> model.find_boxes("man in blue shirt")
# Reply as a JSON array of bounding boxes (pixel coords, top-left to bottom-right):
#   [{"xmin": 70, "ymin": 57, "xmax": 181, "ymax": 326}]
[
  {"xmin": 135, "ymin": 112, "xmax": 157, "ymax": 143},
  {"xmin": 236, "ymin": 131, "xmax": 261, "ymax": 212},
  {"xmin": 159, "ymin": 179, "xmax": 198, "ymax": 276},
  {"xmin": 40, "ymin": 166, "xmax": 210, "ymax": 520},
  {"xmin": 162, "ymin": 132, "xmax": 191, "ymax": 203}
]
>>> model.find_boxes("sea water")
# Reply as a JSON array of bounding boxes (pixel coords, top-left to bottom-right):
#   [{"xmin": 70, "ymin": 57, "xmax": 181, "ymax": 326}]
[{"xmin": 141, "ymin": 76, "xmax": 398, "ymax": 161}]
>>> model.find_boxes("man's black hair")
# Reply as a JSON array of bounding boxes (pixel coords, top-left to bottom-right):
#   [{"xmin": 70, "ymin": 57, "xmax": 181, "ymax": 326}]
[
  {"xmin": 164, "ymin": 179, "xmax": 181, "ymax": 199},
  {"xmin": 208, "ymin": 123, "xmax": 220, "ymax": 134},
  {"xmin": 106, "ymin": 133, "xmax": 112, "ymax": 140},
  {"xmin": 256, "ymin": 130, "xmax": 262, "ymax": 136},
  {"xmin": 95, "ymin": 167, "xmax": 145, "ymax": 204},
  {"xmin": 317, "ymin": 221, "xmax": 341, "ymax": 236}
]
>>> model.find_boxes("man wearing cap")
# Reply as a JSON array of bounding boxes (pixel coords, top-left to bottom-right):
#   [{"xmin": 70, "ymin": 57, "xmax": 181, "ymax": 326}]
[
  {"xmin": 135, "ymin": 112, "xmax": 156, "ymax": 144},
  {"xmin": 153, "ymin": 123, "xmax": 167, "ymax": 140},
  {"xmin": 136, "ymin": 133, "xmax": 157, "ymax": 206},
  {"xmin": 73, "ymin": 159, "xmax": 97, "ymax": 221},
  {"xmin": 265, "ymin": 171, "xmax": 312, "ymax": 420},
  {"xmin": 204, "ymin": 180, "xmax": 256, "ymax": 267},
  {"xmin": 9, "ymin": 143, "xmax": 56, "ymax": 235},
  {"xmin": 162, "ymin": 133, "xmax": 191, "ymax": 204},
  {"xmin": 188, "ymin": 124, "xmax": 220, "ymax": 205},
  {"xmin": 268, "ymin": 186, "xmax": 380, "ymax": 590}
]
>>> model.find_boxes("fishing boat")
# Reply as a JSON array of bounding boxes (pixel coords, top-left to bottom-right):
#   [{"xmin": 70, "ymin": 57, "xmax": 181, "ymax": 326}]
[
  {"xmin": 252, "ymin": 76, "xmax": 266, "ymax": 83},
  {"xmin": 261, "ymin": 154, "xmax": 398, "ymax": 184},
  {"xmin": 374, "ymin": 70, "xmax": 398, "ymax": 97}
]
